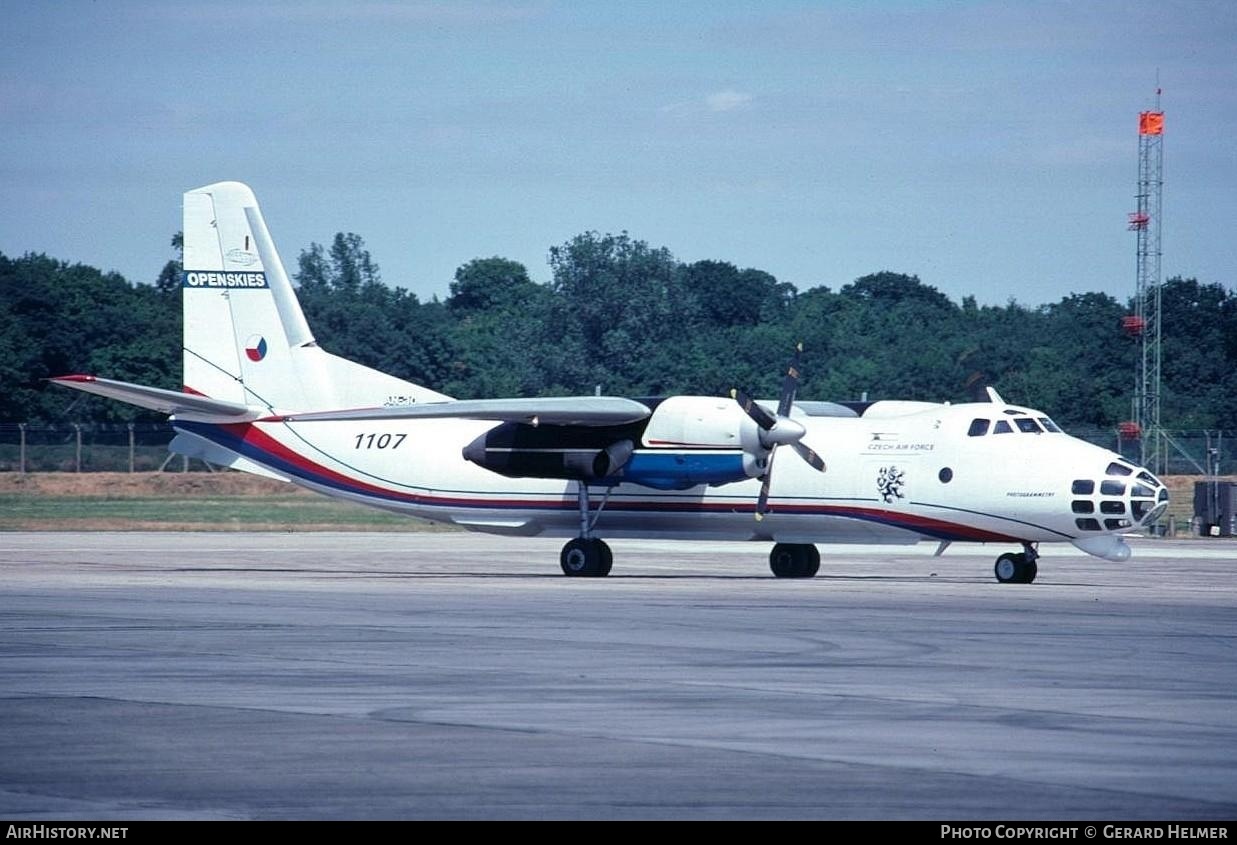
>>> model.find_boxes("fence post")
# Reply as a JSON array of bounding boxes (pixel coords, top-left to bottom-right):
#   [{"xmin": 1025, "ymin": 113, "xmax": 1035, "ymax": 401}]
[
  {"xmin": 73, "ymin": 423, "xmax": 82, "ymax": 473},
  {"xmin": 19, "ymin": 423, "xmax": 26, "ymax": 474},
  {"xmin": 128, "ymin": 422, "xmax": 135, "ymax": 473}
]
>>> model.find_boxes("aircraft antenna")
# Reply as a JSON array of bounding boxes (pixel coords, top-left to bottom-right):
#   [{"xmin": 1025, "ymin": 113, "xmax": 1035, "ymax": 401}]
[{"xmin": 1122, "ymin": 84, "xmax": 1164, "ymax": 475}]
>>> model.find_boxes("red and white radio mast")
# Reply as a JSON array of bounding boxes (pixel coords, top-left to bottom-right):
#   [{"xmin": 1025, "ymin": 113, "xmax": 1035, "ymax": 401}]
[{"xmin": 1126, "ymin": 88, "xmax": 1164, "ymax": 474}]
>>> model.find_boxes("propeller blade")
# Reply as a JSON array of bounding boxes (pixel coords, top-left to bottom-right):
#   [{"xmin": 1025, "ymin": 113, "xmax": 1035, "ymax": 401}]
[
  {"xmin": 739, "ymin": 342, "xmax": 821, "ymax": 521},
  {"xmin": 792, "ymin": 442, "xmax": 827, "ymax": 473},
  {"xmin": 730, "ymin": 387, "xmax": 777, "ymax": 430},
  {"xmin": 755, "ymin": 446, "xmax": 777, "ymax": 521},
  {"xmin": 776, "ymin": 341, "xmax": 803, "ymax": 418}
]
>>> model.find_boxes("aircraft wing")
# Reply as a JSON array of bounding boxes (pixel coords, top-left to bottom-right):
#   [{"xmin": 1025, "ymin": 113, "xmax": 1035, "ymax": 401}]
[
  {"xmin": 275, "ymin": 397, "xmax": 652, "ymax": 427},
  {"xmin": 49, "ymin": 375, "xmax": 253, "ymax": 417}
]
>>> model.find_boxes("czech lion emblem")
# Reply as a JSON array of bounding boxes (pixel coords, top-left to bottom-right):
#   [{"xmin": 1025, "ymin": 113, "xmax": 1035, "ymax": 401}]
[{"xmin": 877, "ymin": 466, "xmax": 905, "ymax": 503}]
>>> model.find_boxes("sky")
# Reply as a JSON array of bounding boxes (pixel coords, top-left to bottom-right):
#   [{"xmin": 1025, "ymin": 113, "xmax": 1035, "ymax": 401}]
[{"xmin": 3, "ymin": 0, "xmax": 1235, "ymax": 307}]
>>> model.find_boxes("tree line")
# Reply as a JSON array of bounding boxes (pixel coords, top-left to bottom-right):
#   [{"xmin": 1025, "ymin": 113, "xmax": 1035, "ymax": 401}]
[{"xmin": 3, "ymin": 231, "xmax": 1235, "ymax": 431}]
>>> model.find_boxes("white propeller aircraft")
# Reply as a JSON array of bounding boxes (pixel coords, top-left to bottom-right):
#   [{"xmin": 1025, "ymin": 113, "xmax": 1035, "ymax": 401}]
[{"xmin": 52, "ymin": 182, "xmax": 1170, "ymax": 582}]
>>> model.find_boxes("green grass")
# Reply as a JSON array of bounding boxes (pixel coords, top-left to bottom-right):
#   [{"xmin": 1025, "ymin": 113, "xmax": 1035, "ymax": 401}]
[{"xmin": 0, "ymin": 492, "xmax": 453, "ymax": 531}]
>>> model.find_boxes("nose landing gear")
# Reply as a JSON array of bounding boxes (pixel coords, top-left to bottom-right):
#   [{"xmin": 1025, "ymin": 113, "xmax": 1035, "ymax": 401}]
[{"xmin": 994, "ymin": 543, "xmax": 1038, "ymax": 584}]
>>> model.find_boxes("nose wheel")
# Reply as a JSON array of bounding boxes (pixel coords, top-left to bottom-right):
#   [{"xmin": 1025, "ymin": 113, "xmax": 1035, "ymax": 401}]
[{"xmin": 994, "ymin": 546, "xmax": 1038, "ymax": 584}]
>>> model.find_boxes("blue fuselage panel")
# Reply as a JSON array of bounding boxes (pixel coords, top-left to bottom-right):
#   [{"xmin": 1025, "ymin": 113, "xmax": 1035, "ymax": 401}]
[{"xmin": 614, "ymin": 451, "xmax": 748, "ymax": 490}]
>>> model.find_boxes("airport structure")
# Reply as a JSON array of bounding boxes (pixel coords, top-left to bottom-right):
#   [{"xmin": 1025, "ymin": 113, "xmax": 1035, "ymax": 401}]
[{"xmin": 1125, "ymin": 91, "xmax": 1165, "ymax": 475}]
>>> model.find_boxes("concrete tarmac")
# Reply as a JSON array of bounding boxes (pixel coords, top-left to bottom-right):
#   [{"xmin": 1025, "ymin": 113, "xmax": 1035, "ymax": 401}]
[{"xmin": 1, "ymin": 532, "xmax": 1235, "ymax": 820}]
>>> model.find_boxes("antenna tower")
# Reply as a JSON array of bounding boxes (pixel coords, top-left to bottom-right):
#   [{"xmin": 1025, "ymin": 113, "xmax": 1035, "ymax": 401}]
[{"xmin": 1127, "ymin": 89, "xmax": 1164, "ymax": 474}]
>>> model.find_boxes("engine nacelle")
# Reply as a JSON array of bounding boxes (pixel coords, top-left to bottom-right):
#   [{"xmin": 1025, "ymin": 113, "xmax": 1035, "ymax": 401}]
[
  {"xmin": 463, "ymin": 396, "xmax": 785, "ymax": 490},
  {"xmin": 463, "ymin": 423, "xmax": 635, "ymax": 482},
  {"xmin": 643, "ymin": 395, "xmax": 767, "ymax": 479}
]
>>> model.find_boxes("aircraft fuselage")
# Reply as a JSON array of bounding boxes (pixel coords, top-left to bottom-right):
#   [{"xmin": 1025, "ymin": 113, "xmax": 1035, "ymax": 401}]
[{"xmin": 172, "ymin": 397, "xmax": 1166, "ymax": 551}]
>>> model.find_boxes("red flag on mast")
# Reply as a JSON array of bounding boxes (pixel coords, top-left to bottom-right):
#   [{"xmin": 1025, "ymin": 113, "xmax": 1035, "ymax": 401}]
[{"xmin": 1139, "ymin": 111, "xmax": 1164, "ymax": 135}]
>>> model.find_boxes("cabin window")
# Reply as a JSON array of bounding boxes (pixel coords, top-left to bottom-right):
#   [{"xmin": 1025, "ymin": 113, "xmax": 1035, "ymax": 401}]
[
  {"xmin": 1106, "ymin": 462, "xmax": 1133, "ymax": 476},
  {"xmin": 1075, "ymin": 518, "xmax": 1101, "ymax": 531},
  {"xmin": 938, "ymin": 467, "xmax": 953, "ymax": 483},
  {"xmin": 993, "ymin": 420, "xmax": 1013, "ymax": 434},
  {"xmin": 1072, "ymin": 501, "xmax": 1094, "ymax": 514},
  {"xmin": 1015, "ymin": 418, "xmax": 1042, "ymax": 433},
  {"xmin": 967, "ymin": 419, "xmax": 989, "ymax": 437},
  {"xmin": 1100, "ymin": 480, "xmax": 1125, "ymax": 496},
  {"xmin": 1100, "ymin": 501, "xmax": 1125, "ymax": 514},
  {"xmin": 1071, "ymin": 480, "xmax": 1094, "ymax": 495}
]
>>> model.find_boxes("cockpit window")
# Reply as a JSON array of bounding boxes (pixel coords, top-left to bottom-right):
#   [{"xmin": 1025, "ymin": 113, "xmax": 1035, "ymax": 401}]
[
  {"xmin": 967, "ymin": 418, "xmax": 990, "ymax": 437},
  {"xmin": 1038, "ymin": 417, "xmax": 1062, "ymax": 433},
  {"xmin": 993, "ymin": 420, "xmax": 1013, "ymax": 434},
  {"xmin": 1137, "ymin": 470, "xmax": 1161, "ymax": 487},
  {"xmin": 1106, "ymin": 462, "xmax": 1133, "ymax": 477},
  {"xmin": 1014, "ymin": 418, "xmax": 1042, "ymax": 433}
]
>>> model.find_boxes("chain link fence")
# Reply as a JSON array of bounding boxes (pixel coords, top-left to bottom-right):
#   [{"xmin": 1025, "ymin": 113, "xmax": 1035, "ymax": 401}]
[{"xmin": 0, "ymin": 423, "xmax": 195, "ymax": 473}]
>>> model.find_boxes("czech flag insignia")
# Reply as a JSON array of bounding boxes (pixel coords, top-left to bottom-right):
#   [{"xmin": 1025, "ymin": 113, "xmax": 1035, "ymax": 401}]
[{"xmin": 244, "ymin": 335, "xmax": 268, "ymax": 362}]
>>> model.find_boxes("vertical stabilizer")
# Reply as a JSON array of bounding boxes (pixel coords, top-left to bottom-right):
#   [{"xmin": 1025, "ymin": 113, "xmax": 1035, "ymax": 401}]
[{"xmin": 182, "ymin": 181, "xmax": 449, "ymax": 413}]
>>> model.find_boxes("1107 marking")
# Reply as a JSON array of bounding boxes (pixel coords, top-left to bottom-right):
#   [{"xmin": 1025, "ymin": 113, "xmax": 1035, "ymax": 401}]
[{"xmin": 354, "ymin": 433, "xmax": 406, "ymax": 450}]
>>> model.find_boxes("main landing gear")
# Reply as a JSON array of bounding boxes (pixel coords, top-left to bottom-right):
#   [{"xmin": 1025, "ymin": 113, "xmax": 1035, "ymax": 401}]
[
  {"xmin": 560, "ymin": 483, "xmax": 613, "ymax": 577},
  {"xmin": 560, "ymin": 537, "xmax": 612, "ymax": 577},
  {"xmin": 769, "ymin": 543, "xmax": 820, "ymax": 578},
  {"xmin": 994, "ymin": 543, "xmax": 1038, "ymax": 584}
]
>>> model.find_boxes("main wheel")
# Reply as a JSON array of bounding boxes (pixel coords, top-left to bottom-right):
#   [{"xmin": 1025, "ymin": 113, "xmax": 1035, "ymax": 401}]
[
  {"xmin": 597, "ymin": 540, "xmax": 613, "ymax": 577},
  {"xmin": 560, "ymin": 538, "xmax": 611, "ymax": 577},
  {"xmin": 800, "ymin": 544, "xmax": 820, "ymax": 577},
  {"xmin": 770, "ymin": 543, "xmax": 819, "ymax": 578},
  {"xmin": 995, "ymin": 552, "xmax": 1035, "ymax": 584}
]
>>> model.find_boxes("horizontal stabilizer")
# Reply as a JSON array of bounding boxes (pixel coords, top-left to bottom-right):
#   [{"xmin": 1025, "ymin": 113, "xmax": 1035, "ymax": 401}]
[
  {"xmin": 50, "ymin": 375, "xmax": 253, "ymax": 418},
  {"xmin": 169, "ymin": 431, "xmax": 291, "ymax": 480},
  {"xmin": 274, "ymin": 396, "xmax": 653, "ymax": 427}
]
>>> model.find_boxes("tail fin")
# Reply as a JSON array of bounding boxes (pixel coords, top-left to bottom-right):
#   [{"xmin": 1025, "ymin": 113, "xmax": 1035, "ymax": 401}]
[{"xmin": 182, "ymin": 181, "xmax": 449, "ymax": 413}]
